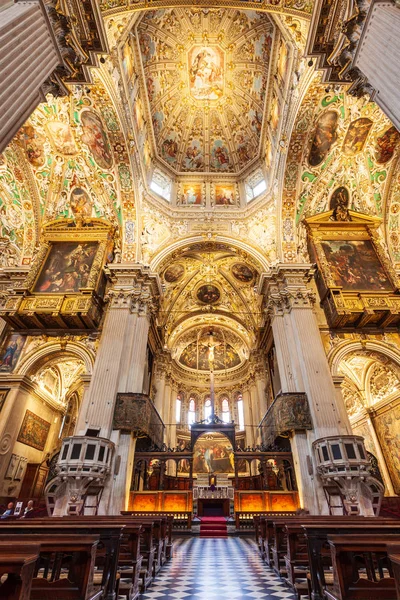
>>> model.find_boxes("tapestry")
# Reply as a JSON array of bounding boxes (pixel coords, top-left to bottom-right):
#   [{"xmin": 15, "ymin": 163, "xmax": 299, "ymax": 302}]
[{"xmin": 17, "ymin": 410, "xmax": 51, "ymax": 451}]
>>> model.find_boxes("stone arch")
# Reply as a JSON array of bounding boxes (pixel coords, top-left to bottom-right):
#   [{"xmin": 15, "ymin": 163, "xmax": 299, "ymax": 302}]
[
  {"xmin": 17, "ymin": 341, "xmax": 95, "ymax": 377},
  {"xmin": 328, "ymin": 340, "xmax": 400, "ymax": 377}
]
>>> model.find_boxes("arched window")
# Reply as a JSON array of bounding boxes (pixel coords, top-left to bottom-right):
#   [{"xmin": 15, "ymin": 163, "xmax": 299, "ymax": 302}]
[
  {"xmin": 176, "ymin": 395, "xmax": 182, "ymax": 423},
  {"xmin": 237, "ymin": 393, "xmax": 245, "ymax": 431},
  {"xmin": 221, "ymin": 397, "xmax": 230, "ymax": 423},
  {"xmin": 204, "ymin": 398, "xmax": 212, "ymax": 422},
  {"xmin": 188, "ymin": 397, "xmax": 196, "ymax": 427}
]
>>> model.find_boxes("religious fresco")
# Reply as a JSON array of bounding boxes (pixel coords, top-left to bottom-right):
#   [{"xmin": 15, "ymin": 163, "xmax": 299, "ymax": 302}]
[
  {"xmin": 0, "ymin": 333, "xmax": 25, "ymax": 373},
  {"xmin": 308, "ymin": 111, "xmax": 338, "ymax": 167},
  {"xmin": 193, "ymin": 434, "xmax": 234, "ymax": 473},
  {"xmin": 34, "ymin": 242, "xmax": 98, "ymax": 293},
  {"xmin": 373, "ymin": 404, "xmax": 400, "ymax": 494},
  {"xmin": 215, "ymin": 184, "xmax": 235, "ymax": 205},
  {"xmin": 375, "ymin": 126, "xmax": 400, "ymax": 163},
  {"xmin": 188, "ymin": 46, "xmax": 224, "ymax": 100},
  {"xmin": 81, "ymin": 111, "xmax": 113, "ymax": 170},
  {"xmin": 321, "ymin": 239, "xmax": 392, "ymax": 291},
  {"xmin": 179, "ymin": 340, "xmax": 241, "ymax": 371},
  {"xmin": 47, "ymin": 121, "xmax": 78, "ymax": 156},
  {"xmin": 164, "ymin": 263, "xmax": 185, "ymax": 283},
  {"xmin": 70, "ymin": 188, "xmax": 93, "ymax": 218},
  {"xmin": 135, "ymin": 8, "xmax": 274, "ymax": 174},
  {"xmin": 17, "ymin": 125, "xmax": 45, "ymax": 167},
  {"xmin": 17, "ymin": 410, "xmax": 51, "ymax": 451},
  {"xmin": 179, "ymin": 183, "xmax": 203, "ymax": 205},
  {"xmin": 231, "ymin": 263, "xmax": 254, "ymax": 283},
  {"xmin": 342, "ymin": 118, "xmax": 373, "ymax": 156},
  {"xmin": 196, "ymin": 284, "xmax": 221, "ymax": 304},
  {"xmin": 121, "ymin": 35, "xmax": 136, "ymax": 82}
]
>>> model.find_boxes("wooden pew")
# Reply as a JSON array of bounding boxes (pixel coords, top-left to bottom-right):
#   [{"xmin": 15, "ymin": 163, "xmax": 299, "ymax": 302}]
[
  {"xmin": 0, "ymin": 542, "xmax": 39, "ymax": 600},
  {"xmin": 0, "ymin": 520, "xmax": 125, "ymax": 600},
  {"xmin": 302, "ymin": 519, "xmax": 400, "ymax": 600},
  {"xmin": 2, "ymin": 534, "xmax": 102, "ymax": 600},
  {"xmin": 387, "ymin": 545, "xmax": 400, "ymax": 600},
  {"xmin": 283, "ymin": 524, "xmax": 309, "ymax": 599},
  {"xmin": 327, "ymin": 534, "xmax": 400, "ymax": 600}
]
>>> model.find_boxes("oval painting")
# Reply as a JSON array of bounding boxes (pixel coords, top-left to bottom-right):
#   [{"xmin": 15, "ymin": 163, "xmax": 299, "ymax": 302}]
[
  {"xmin": 375, "ymin": 126, "xmax": 400, "ymax": 164},
  {"xmin": 18, "ymin": 124, "xmax": 45, "ymax": 167},
  {"xmin": 196, "ymin": 284, "xmax": 221, "ymax": 304},
  {"xmin": 232, "ymin": 263, "xmax": 254, "ymax": 283},
  {"xmin": 308, "ymin": 111, "xmax": 338, "ymax": 167},
  {"xmin": 81, "ymin": 111, "xmax": 113, "ymax": 170},
  {"xmin": 164, "ymin": 263, "xmax": 185, "ymax": 283},
  {"xmin": 342, "ymin": 118, "xmax": 373, "ymax": 156},
  {"xmin": 329, "ymin": 186, "xmax": 349, "ymax": 211},
  {"xmin": 70, "ymin": 187, "xmax": 93, "ymax": 218}
]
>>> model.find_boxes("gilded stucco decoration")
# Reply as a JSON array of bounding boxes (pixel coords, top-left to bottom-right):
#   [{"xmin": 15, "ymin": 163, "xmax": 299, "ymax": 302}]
[{"xmin": 282, "ymin": 86, "xmax": 400, "ymax": 261}]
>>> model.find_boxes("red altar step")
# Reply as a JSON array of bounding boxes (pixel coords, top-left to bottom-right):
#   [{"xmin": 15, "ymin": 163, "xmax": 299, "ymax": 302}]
[{"xmin": 200, "ymin": 517, "xmax": 228, "ymax": 538}]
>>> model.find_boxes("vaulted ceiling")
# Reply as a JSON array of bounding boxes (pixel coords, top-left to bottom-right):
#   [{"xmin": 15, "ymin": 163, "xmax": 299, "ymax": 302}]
[{"xmin": 134, "ymin": 8, "xmax": 275, "ymax": 175}]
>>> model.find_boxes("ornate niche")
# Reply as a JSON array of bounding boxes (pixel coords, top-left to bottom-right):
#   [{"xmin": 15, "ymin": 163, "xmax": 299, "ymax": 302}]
[
  {"xmin": 305, "ymin": 210, "xmax": 400, "ymax": 328},
  {"xmin": 0, "ymin": 219, "xmax": 115, "ymax": 330}
]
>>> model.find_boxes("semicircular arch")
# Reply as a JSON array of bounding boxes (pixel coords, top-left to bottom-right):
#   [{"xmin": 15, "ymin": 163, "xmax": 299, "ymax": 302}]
[{"xmin": 17, "ymin": 341, "xmax": 95, "ymax": 377}]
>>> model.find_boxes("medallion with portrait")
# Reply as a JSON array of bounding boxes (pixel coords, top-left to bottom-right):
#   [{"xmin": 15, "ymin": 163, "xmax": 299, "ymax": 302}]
[
  {"xmin": 308, "ymin": 111, "xmax": 338, "ymax": 167},
  {"xmin": 196, "ymin": 284, "xmax": 221, "ymax": 304},
  {"xmin": 164, "ymin": 263, "xmax": 185, "ymax": 283},
  {"xmin": 231, "ymin": 263, "xmax": 254, "ymax": 283},
  {"xmin": 70, "ymin": 188, "xmax": 93, "ymax": 219}
]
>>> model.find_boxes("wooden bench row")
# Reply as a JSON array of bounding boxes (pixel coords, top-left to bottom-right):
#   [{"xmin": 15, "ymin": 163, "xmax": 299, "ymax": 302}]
[
  {"xmin": 0, "ymin": 513, "xmax": 175, "ymax": 600},
  {"xmin": 254, "ymin": 514, "xmax": 400, "ymax": 600}
]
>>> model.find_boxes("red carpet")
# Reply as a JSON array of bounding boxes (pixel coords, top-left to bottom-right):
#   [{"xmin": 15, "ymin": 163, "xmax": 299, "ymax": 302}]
[{"xmin": 200, "ymin": 517, "xmax": 228, "ymax": 538}]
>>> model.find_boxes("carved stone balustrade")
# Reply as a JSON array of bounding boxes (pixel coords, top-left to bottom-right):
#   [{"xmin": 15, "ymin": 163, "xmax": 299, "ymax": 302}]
[
  {"xmin": 113, "ymin": 393, "xmax": 165, "ymax": 448},
  {"xmin": 259, "ymin": 392, "xmax": 313, "ymax": 448}
]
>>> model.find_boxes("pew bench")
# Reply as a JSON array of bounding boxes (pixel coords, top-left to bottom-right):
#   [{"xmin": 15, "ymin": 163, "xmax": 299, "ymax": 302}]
[
  {"xmin": 326, "ymin": 534, "xmax": 400, "ymax": 600},
  {"xmin": 387, "ymin": 546, "xmax": 400, "ymax": 600},
  {"xmin": 1, "ymin": 534, "xmax": 102, "ymax": 600},
  {"xmin": 0, "ymin": 542, "xmax": 40, "ymax": 600}
]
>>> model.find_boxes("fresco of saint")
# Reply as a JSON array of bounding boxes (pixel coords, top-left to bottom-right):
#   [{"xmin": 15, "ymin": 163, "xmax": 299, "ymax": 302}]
[
  {"xmin": 81, "ymin": 111, "xmax": 113, "ymax": 170},
  {"xmin": 0, "ymin": 334, "xmax": 25, "ymax": 373},
  {"xmin": 215, "ymin": 185, "xmax": 235, "ymax": 205},
  {"xmin": 342, "ymin": 118, "xmax": 373, "ymax": 156},
  {"xmin": 47, "ymin": 122, "xmax": 78, "ymax": 156},
  {"xmin": 308, "ymin": 111, "xmax": 338, "ymax": 167},
  {"xmin": 375, "ymin": 126, "xmax": 400, "ymax": 164},
  {"xmin": 188, "ymin": 46, "xmax": 224, "ymax": 101}
]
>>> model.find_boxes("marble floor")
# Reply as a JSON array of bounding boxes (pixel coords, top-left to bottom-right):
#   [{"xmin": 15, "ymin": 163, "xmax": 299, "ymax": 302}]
[{"xmin": 140, "ymin": 537, "xmax": 296, "ymax": 600}]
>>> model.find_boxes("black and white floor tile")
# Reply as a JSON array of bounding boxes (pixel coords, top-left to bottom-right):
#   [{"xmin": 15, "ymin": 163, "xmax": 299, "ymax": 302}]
[{"xmin": 140, "ymin": 537, "xmax": 296, "ymax": 600}]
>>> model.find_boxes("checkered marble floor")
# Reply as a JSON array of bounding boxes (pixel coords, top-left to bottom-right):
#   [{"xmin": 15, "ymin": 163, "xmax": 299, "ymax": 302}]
[{"xmin": 140, "ymin": 537, "xmax": 296, "ymax": 600}]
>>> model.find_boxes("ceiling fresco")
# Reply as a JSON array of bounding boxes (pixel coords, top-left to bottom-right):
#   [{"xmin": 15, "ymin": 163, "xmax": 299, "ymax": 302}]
[
  {"xmin": 134, "ymin": 8, "xmax": 275, "ymax": 175},
  {"xmin": 157, "ymin": 242, "xmax": 262, "ymax": 372}
]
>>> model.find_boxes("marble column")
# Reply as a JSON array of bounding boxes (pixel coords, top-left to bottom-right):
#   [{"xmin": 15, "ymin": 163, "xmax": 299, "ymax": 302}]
[
  {"xmin": 259, "ymin": 265, "xmax": 354, "ymax": 514},
  {"xmin": 242, "ymin": 387, "xmax": 255, "ymax": 448},
  {"xmin": 58, "ymin": 264, "xmax": 160, "ymax": 515}
]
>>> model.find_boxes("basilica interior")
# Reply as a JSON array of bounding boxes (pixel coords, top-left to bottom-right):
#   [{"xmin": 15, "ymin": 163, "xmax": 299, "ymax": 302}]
[{"xmin": 0, "ymin": 0, "xmax": 400, "ymax": 598}]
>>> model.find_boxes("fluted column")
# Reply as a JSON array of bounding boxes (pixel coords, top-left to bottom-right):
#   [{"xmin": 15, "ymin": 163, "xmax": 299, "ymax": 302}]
[
  {"xmin": 242, "ymin": 387, "xmax": 255, "ymax": 448},
  {"xmin": 259, "ymin": 265, "xmax": 353, "ymax": 513}
]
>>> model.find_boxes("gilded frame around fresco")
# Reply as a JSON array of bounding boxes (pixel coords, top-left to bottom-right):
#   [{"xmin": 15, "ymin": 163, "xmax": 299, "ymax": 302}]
[
  {"xmin": 0, "ymin": 219, "xmax": 116, "ymax": 330},
  {"xmin": 305, "ymin": 210, "xmax": 400, "ymax": 328}
]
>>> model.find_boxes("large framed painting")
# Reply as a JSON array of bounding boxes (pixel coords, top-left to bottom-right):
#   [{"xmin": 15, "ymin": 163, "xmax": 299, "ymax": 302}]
[
  {"xmin": 193, "ymin": 434, "xmax": 234, "ymax": 474},
  {"xmin": 17, "ymin": 410, "xmax": 51, "ymax": 451},
  {"xmin": 0, "ymin": 334, "xmax": 25, "ymax": 372},
  {"xmin": 33, "ymin": 242, "xmax": 98, "ymax": 293},
  {"xmin": 305, "ymin": 210, "xmax": 400, "ymax": 327}
]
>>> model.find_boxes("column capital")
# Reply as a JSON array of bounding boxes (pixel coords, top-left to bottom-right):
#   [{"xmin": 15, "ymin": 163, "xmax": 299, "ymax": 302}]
[
  {"xmin": 104, "ymin": 263, "xmax": 161, "ymax": 316},
  {"xmin": 259, "ymin": 263, "xmax": 316, "ymax": 316}
]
